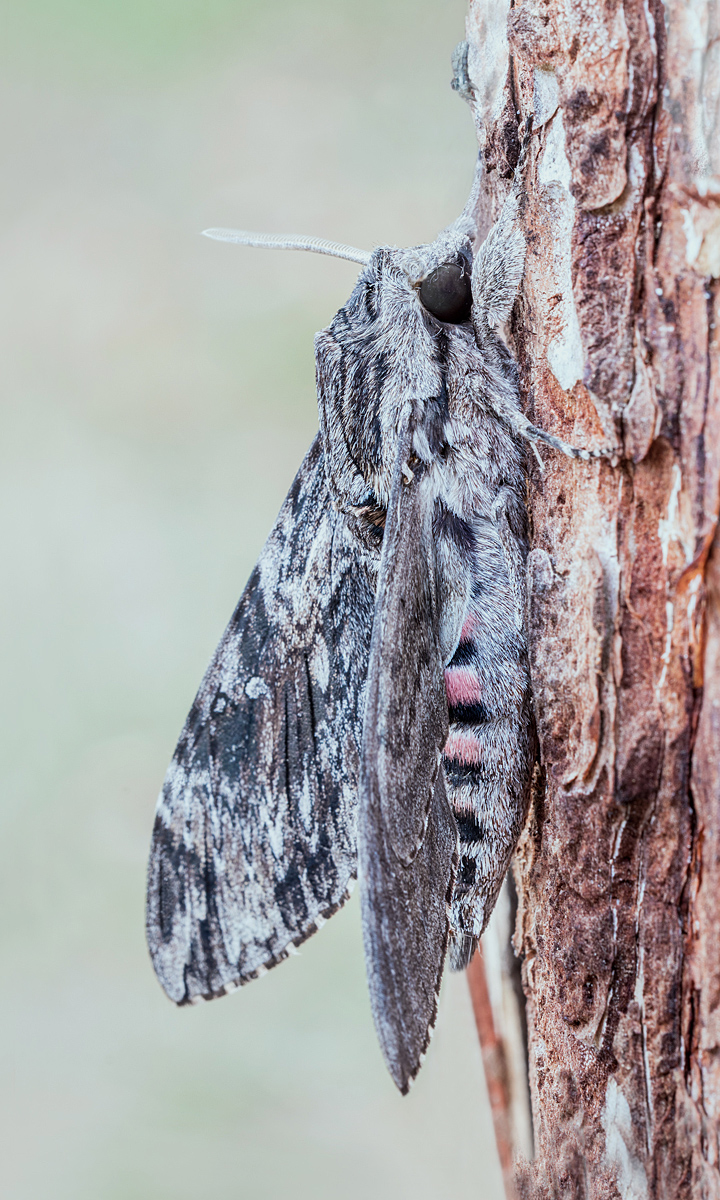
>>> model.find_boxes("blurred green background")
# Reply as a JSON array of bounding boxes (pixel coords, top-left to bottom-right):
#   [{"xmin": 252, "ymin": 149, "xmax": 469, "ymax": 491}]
[{"xmin": 0, "ymin": 1, "xmax": 504, "ymax": 1196}]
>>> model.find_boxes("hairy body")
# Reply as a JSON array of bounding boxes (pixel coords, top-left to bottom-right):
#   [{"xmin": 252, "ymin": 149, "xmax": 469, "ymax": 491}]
[{"xmin": 316, "ymin": 245, "xmax": 534, "ymax": 970}]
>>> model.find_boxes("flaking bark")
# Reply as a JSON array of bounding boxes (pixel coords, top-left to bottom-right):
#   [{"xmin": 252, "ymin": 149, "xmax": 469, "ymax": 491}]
[{"xmin": 464, "ymin": 0, "xmax": 720, "ymax": 1195}]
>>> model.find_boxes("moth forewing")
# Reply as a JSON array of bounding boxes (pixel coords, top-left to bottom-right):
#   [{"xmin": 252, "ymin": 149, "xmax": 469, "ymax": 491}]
[
  {"xmin": 359, "ymin": 424, "xmax": 459, "ymax": 1092},
  {"xmin": 146, "ymin": 439, "xmax": 373, "ymax": 1004},
  {"xmin": 361, "ymin": 422, "xmax": 449, "ymax": 867}
]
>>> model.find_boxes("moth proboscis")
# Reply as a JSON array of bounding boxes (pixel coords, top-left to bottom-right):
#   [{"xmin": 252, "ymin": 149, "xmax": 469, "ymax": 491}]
[{"xmin": 146, "ymin": 47, "xmax": 612, "ymax": 1094}]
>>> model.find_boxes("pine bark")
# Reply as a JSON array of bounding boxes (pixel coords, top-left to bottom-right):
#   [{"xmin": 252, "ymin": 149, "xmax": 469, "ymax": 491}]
[{"xmin": 463, "ymin": 0, "xmax": 720, "ymax": 1195}]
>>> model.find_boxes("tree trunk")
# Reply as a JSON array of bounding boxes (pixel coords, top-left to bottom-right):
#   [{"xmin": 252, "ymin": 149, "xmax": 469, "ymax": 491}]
[{"xmin": 463, "ymin": 0, "xmax": 720, "ymax": 1195}]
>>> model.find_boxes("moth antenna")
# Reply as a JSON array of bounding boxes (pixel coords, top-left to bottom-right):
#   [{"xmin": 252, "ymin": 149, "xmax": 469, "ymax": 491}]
[{"xmin": 202, "ymin": 228, "xmax": 372, "ymax": 266}]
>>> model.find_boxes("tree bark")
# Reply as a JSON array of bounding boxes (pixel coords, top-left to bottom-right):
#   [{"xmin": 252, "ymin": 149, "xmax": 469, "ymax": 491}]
[
  {"xmin": 469, "ymin": 879, "xmax": 533, "ymax": 1198},
  {"xmin": 463, "ymin": 0, "xmax": 720, "ymax": 1195}
]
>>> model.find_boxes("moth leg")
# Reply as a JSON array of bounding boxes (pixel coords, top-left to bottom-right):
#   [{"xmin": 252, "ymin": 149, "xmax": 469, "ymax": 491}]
[
  {"xmin": 517, "ymin": 413, "xmax": 612, "ymax": 461},
  {"xmin": 484, "ymin": 390, "xmax": 615, "ymax": 462}
]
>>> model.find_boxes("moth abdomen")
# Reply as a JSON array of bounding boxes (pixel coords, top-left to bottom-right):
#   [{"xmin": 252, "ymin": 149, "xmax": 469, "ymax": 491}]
[
  {"xmin": 453, "ymin": 811, "xmax": 485, "ymax": 844},
  {"xmin": 456, "ymin": 855, "xmax": 478, "ymax": 897},
  {"xmin": 443, "ymin": 631, "xmax": 496, "ymax": 782},
  {"xmin": 438, "ymin": 492, "xmax": 533, "ymax": 971},
  {"xmin": 447, "ymin": 698, "xmax": 493, "ymax": 724}
]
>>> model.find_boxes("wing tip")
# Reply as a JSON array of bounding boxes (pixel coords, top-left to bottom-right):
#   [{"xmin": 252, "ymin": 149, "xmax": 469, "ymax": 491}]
[
  {"xmin": 369, "ymin": 795, "xmax": 460, "ymax": 1095},
  {"xmin": 402, "ymin": 838, "xmax": 460, "ymax": 1093},
  {"xmin": 154, "ymin": 879, "xmax": 359, "ymax": 1007},
  {"xmin": 393, "ymin": 1005, "xmax": 440, "ymax": 1095}
]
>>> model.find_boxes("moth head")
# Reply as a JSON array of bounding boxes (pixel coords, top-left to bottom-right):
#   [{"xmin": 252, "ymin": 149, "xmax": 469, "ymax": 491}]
[
  {"xmin": 396, "ymin": 179, "xmax": 525, "ymax": 332},
  {"xmin": 391, "ymin": 237, "xmax": 474, "ymax": 325},
  {"xmin": 416, "ymin": 259, "xmax": 473, "ymax": 324}
]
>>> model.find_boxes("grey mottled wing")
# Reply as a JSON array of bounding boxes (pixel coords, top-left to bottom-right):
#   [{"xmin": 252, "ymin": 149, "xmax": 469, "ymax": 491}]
[
  {"xmin": 360, "ymin": 425, "xmax": 459, "ymax": 1093},
  {"xmin": 147, "ymin": 435, "xmax": 375, "ymax": 1004}
]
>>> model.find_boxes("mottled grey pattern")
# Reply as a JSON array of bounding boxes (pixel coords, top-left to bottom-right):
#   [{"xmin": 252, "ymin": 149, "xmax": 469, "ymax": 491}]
[
  {"xmin": 147, "ymin": 180, "xmax": 535, "ymax": 1089},
  {"xmin": 359, "ymin": 424, "xmax": 458, "ymax": 1092},
  {"xmin": 146, "ymin": 86, "xmax": 608, "ymax": 1090},
  {"xmin": 147, "ymin": 438, "xmax": 375, "ymax": 1003},
  {"xmin": 313, "ymin": 181, "xmax": 538, "ymax": 1001}
]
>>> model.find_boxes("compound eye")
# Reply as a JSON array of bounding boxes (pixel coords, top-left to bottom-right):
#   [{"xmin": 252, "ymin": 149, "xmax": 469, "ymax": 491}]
[{"xmin": 418, "ymin": 262, "xmax": 472, "ymax": 323}]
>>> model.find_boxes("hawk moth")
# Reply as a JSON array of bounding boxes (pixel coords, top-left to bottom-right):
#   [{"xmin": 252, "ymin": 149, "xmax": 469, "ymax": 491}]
[{"xmin": 146, "ymin": 60, "xmax": 606, "ymax": 1094}]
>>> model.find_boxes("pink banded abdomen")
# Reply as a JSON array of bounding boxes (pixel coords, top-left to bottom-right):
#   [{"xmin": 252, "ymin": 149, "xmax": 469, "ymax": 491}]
[{"xmin": 443, "ymin": 635, "xmax": 488, "ymax": 787}]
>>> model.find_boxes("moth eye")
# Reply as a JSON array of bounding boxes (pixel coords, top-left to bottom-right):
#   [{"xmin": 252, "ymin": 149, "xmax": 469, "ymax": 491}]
[{"xmin": 418, "ymin": 262, "xmax": 472, "ymax": 324}]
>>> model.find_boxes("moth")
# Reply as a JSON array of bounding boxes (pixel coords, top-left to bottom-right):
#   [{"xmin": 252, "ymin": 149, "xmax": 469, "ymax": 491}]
[{"xmin": 146, "ymin": 55, "xmax": 605, "ymax": 1094}]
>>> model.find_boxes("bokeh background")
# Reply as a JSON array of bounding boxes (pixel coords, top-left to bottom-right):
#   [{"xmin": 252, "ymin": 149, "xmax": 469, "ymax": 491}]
[{"xmin": 1, "ymin": 1, "xmax": 504, "ymax": 1196}]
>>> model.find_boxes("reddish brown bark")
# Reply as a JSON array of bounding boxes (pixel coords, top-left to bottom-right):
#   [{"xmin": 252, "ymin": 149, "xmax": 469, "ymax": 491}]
[
  {"xmin": 468, "ymin": 949, "xmax": 517, "ymax": 1196},
  {"xmin": 464, "ymin": 0, "xmax": 720, "ymax": 1195}
]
